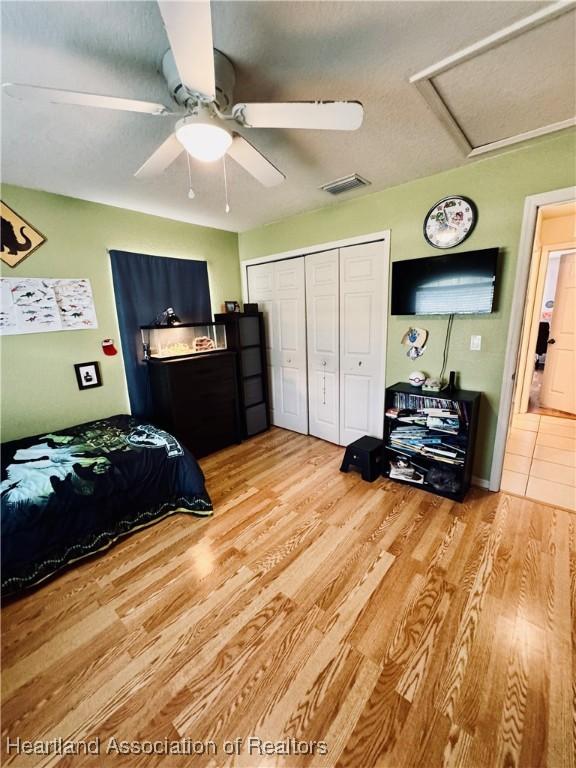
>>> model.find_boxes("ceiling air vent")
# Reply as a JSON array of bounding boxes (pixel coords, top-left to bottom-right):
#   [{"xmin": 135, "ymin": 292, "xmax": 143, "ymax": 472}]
[{"xmin": 320, "ymin": 174, "xmax": 371, "ymax": 195}]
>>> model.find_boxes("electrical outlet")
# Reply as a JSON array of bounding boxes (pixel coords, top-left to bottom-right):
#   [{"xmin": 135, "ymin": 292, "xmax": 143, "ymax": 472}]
[{"xmin": 470, "ymin": 335, "xmax": 482, "ymax": 351}]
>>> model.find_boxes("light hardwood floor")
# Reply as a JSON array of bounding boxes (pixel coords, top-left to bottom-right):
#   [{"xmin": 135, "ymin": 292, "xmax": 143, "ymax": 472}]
[{"xmin": 1, "ymin": 428, "xmax": 574, "ymax": 768}]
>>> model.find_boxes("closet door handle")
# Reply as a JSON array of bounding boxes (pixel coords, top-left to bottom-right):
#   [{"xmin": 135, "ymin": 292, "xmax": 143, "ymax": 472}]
[{"xmin": 547, "ymin": 338, "xmax": 556, "ymax": 345}]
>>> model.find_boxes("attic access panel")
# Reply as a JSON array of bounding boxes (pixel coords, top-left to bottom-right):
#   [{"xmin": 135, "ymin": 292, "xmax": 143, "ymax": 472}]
[
  {"xmin": 411, "ymin": 3, "xmax": 576, "ymax": 157},
  {"xmin": 433, "ymin": 10, "xmax": 576, "ymax": 148}
]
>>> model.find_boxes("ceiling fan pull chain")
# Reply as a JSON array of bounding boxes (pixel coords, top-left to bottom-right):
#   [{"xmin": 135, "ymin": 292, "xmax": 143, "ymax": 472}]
[
  {"xmin": 223, "ymin": 156, "xmax": 230, "ymax": 213},
  {"xmin": 186, "ymin": 152, "xmax": 195, "ymax": 200}
]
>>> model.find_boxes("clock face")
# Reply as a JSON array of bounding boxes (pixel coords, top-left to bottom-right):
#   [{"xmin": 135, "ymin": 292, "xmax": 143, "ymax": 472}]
[{"xmin": 423, "ymin": 196, "xmax": 477, "ymax": 249}]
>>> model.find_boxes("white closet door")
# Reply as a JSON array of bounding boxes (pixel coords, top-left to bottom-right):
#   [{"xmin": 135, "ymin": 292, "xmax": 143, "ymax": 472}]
[
  {"xmin": 306, "ymin": 249, "xmax": 340, "ymax": 443},
  {"xmin": 247, "ymin": 258, "xmax": 308, "ymax": 434},
  {"xmin": 339, "ymin": 242, "xmax": 385, "ymax": 446},
  {"xmin": 273, "ymin": 258, "xmax": 308, "ymax": 433}
]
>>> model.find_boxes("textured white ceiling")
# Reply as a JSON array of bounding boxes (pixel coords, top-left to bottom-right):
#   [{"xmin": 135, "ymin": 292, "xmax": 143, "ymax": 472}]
[{"xmin": 1, "ymin": 1, "xmax": 568, "ymax": 233}]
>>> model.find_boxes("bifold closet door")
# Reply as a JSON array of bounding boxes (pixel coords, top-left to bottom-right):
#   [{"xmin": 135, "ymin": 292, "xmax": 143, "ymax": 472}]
[
  {"xmin": 339, "ymin": 242, "xmax": 385, "ymax": 445},
  {"xmin": 306, "ymin": 249, "xmax": 340, "ymax": 443},
  {"xmin": 247, "ymin": 258, "xmax": 308, "ymax": 434}
]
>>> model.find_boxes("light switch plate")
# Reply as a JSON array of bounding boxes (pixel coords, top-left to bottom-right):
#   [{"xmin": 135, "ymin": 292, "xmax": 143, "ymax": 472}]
[{"xmin": 470, "ymin": 335, "xmax": 482, "ymax": 351}]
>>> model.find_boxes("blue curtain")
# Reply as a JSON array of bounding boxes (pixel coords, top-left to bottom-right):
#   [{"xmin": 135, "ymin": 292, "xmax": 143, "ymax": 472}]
[{"xmin": 110, "ymin": 250, "xmax": 211, "ymax": 418}]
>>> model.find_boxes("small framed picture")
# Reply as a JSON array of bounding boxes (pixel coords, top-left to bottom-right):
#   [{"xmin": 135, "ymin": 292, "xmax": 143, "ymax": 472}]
[
  {"xmin": 74, "ymin": 361, "xmax": 102, "ymax": 390},
  {"xmin": 225, "ymin": 300, "xmax": 240, "ymax": 313}
]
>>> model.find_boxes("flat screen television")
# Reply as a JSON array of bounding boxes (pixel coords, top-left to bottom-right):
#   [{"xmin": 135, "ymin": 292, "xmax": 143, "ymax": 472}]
[{"xmin": 391, "ymin": 248, "xmax": 498, "ymax": 315}]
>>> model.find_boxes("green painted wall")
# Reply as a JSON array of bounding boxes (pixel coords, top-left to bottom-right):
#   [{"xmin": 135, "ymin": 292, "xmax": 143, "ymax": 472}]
[
  {"xmin": 1, "ymin": 186, "xmax": 240, "ymax": 442},
  {"xmin": 3, "ymin": 133, "xmax": 575, "ymax": 476},
  {"xmin": 239, "ymin": 132, "xmax": 576, "ymax": 481}
]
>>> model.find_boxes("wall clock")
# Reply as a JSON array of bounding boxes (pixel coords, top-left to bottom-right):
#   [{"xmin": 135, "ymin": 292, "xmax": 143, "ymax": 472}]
[{"xmin": 423, "ymin": 195, "xmax": 477, "ymax": 249}]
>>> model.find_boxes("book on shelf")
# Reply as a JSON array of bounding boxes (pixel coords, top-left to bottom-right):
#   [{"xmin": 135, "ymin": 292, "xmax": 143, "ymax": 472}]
[
  {"xmin": 389, "ymin": 445, "xmax": 464, "ymax": 466},
  {"xmin": 421, "ymin": 446, "xmax": 458, "ymax": 458},
  {"xmin": 391, "ymin": 392, "xmax": 469, "ymax": 428},
  {"xmin": 388, "ymin": 422, "xmax": 465, "ymax": 465},
  {"xmin": 399, "ymin": 437, "xmax": 443, "ymax": 445},
  {"xmin": 398, "ymin": 415, "xmax": 428, "ymax": 425},
  {"xmin": 389, "ymin": 458, "xmax": 425, "ymax": 485},
  {"xmin": 426, "ymin": 415, "xmax": 460, "ymax": 433}
]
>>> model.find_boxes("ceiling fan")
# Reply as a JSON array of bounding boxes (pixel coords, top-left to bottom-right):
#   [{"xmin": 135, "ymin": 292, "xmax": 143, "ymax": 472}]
[{"xmin": 2, "ymin": 0, "xmax": 364, "ymax": 190}]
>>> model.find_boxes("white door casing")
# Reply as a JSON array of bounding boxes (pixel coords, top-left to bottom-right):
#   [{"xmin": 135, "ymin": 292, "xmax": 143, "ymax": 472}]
[
  {"xmin": 247, "ymin": 258, "xmax": 308, "ymax": 434},
  {"xmin": 306, "ymin": 249, "xmax": 340, "ymax": 443},
  {"xmin": 339, "ymin": 242, "xmax": 386, "ymax": 446},
  {"xmin": 491, "ymin": 186, "xmax": 575, "ymax": 492},
  {"xmin": 540, "ymin": 250, "xmax": 576, "ymax": 414}
]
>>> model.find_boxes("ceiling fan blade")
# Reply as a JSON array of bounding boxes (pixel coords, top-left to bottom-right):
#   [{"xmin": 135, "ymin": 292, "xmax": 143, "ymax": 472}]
[
  {"xmin": 232, "ymin": 101, "xmax": 364, "ymax": 131},
  {"xmin": 157, "ymin": 0, "xmax": 216, "ymax": 99},
  {"xmin": 2, "ymin": 83, "xmax": 171, "ymax": 115},
  {"xmin": 135, "ymin": 134, "xmax": 184, "ymax": 178},
  {"xmin": 227, "ymin": 135, "xmax": 285, "ymax": 187}
]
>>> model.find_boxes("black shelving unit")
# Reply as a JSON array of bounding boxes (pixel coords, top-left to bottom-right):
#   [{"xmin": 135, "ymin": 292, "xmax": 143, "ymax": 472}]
[
  {"xmin": 382, "ymin": 382, "xmax": 481, "ymax": 502},
  {"xmin": 214, "ymin": 312, "xmax": 270, "ymax": 438}
]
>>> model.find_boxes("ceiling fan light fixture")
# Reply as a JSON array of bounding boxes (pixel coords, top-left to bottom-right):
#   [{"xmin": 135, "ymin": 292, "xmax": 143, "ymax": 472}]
[{"xmin": 175, "ymin": 116, "xmax": 232, "ymax": 163}]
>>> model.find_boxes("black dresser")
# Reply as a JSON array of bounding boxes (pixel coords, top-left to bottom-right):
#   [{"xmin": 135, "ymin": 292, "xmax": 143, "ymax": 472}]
[{"xmin": 147, "ymin": 350, "xmax": 241, "ymax": 459}]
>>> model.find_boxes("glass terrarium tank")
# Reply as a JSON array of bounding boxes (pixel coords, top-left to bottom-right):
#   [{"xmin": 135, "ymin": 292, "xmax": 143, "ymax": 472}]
[{"xmin": 141, "ymin": 322, "xmax": 227, "ymax": 360}]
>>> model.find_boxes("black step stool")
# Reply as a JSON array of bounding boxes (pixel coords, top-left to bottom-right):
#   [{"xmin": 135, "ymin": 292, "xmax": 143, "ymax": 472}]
[{"xmin": 340, "ymin": 436, "xmax": 383, "ymax": 482}]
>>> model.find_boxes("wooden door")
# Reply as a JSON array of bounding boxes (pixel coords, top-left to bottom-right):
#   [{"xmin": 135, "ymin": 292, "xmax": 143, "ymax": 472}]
[
  {"xmin": 339, "ymin": 242, "xmax": 386, "ymax": 445},
  {"xmin": 541, "ymin": 250, "xmax": 576, "ymax": 414},
  {"xmin": 306, "ymin": 249, "xmax": 340, "ymax": 443}
]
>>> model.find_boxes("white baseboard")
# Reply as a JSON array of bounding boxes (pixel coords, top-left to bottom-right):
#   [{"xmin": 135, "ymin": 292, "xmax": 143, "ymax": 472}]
[{"xmin": 472, "ymin": 475, "xmax": 491, "ymax": 489}]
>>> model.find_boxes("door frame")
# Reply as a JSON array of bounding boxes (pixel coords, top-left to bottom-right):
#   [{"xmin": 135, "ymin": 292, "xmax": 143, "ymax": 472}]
[
  {"xmin": 490, "ymin": 186, "xmax": 576, "ymax": 491},
  {"xmin": 241, "ymin": 229, "xmax": 391, "ymax": 443},
  {"xmin": 241, "ymin": 229, "xmax": 391, "ymax": 300}
]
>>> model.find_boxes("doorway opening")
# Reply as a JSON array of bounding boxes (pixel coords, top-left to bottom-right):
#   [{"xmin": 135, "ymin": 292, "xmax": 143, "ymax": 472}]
[{"xmin": 500, "ymin": 200, "xmax": 576, "ymax": 510}]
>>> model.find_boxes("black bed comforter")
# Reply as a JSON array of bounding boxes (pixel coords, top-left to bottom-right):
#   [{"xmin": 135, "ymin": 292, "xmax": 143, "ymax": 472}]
[{"xmin": 1, "ymin": 414, "xmax": 212, "ymax": 596}]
